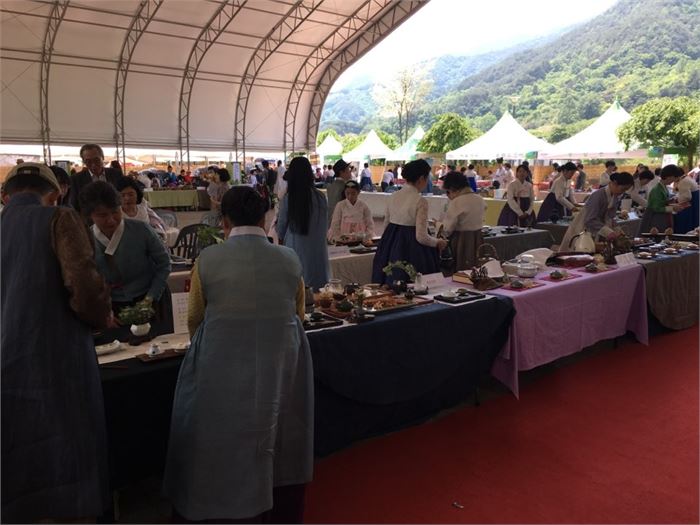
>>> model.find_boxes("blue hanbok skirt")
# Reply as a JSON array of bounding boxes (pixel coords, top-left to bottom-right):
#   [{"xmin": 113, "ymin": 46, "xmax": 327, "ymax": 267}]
[
  {"xmin": 536, "ymin": 192, "xmax": 567, "ymax": 222},
  {"xmin": 674, "ymin": 190, "xmax": 699, "ymax": 234},
  {"xmin": 497, "ymin": 197, "xmax": 535, "ymax": 227},
  {"xmin": 371, "ymin": 223, "xmax": 440, "ymax": 284}
]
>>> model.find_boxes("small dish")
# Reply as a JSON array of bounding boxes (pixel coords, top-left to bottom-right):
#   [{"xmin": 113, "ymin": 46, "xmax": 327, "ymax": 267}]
[{"xmin": 95, "ymin": 339, "xmax": 121, "ymax": 356}]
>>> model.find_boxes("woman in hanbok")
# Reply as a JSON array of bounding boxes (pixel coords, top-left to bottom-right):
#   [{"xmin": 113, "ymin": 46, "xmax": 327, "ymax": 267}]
[
  {"xmin": 672, "ymin": 167, "xmax": 699, "ymax": 233},
  {"xmin": 497, "ymin": 164, "xmax": 536, "ymax": 227},
  {"xmin": 371, "ymin": 159, "xmax": 447, "ymax": 284},
  {"xmin": 441, "ymin": 171, "xmax": 485, "ymax": 272},
  {"xmin": 640, "ymin": 165, "xmax": 690, "ymax": 234},
  {"xmin": 277, "ymin": 156, "xmax": 329, "ymax": 290},
  {"xmin": 560, "ymin": 172, "xmax": 634, "ymax": 252},
  {"xmin": 537, "ymin": 161, "xmax": 580, "ymax": 222},
  {"xmin": 327, "ymin": 180, "xmax": 375, "ymax": 242},
  {"xmin": 115, "ymin": 176, "xmax": 167, "ymax": 236},
  {"xmin": 164, "ymin": 186, "xmax": 313, "ymax": 523}
]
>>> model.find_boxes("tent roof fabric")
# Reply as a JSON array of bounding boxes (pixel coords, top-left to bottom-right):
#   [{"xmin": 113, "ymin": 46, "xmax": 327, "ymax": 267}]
[
  {"xmin": 0, "ymin": 0, "xmax": 427, "ymax": 162},
  {"xmin": 446, "ymin": 111, "xmax": 552, "ymax": 160},
  {"xmin": 539, "ymin": 101, "xmax": 646, "ymax": 160},
  {"xmin": 387, "ymin": 125, "xmax": 424, "ymax": 161},
  {"xmin": 316, "ymin": 134, "xmax": 343, "ymax": 156},
  {"xmin": 342, "ymin": 129, "xmax": 393, "ymax": 161}
]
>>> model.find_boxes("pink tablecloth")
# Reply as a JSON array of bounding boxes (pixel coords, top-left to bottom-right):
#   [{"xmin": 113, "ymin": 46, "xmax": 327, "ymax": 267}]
[{"xmin": 488, "ymin": 265, "xmax": 648, "ymax": 397}]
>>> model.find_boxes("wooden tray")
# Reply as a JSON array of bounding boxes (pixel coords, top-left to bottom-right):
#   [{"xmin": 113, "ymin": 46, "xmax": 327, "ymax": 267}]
[
  {"xmin": 575, "ymin": 265, "xmax": 616, "ymax": 273},
  {"xmin": 361, "ymin": 295, "xmax": 433, "ymax": 315},
  {"xmin": 303, "ymin": 313, "xmax": 344, "ymax": 331},
  {"xmin": 135, "ymin": 348, "xmax": 185, "ymax": 363},
  {"xmin": 505, "ymin": 281, "xmax": 546, "ymax": 292}
]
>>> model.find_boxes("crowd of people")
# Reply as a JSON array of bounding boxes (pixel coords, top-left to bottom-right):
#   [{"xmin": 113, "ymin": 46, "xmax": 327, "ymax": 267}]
[{"xmin": 2, "ymin": 142, "xmax": 699, "ymax": 523}]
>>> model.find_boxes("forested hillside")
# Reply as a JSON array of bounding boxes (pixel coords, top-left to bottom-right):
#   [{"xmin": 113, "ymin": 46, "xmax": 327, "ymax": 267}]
[{"xmin": 320, "ymin": 0, "xmax": 700, "ymax": 143}]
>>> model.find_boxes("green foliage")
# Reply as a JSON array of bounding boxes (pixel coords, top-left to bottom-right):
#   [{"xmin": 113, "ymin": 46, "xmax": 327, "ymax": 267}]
[
  {"xmin": 341, "ymin": 133, "xmax": 364, "ymax": 153},
  {"xmin": 618, "ymin": 96, "xmax": 700, "ymax": 165},
  {"xmin": 375, "ymin": 130, "xmax": 399, "ymax": 150},
  {"xmin": 316, "ymin": 129, "xmax": 341, "ymax": 146},
  {"xmin": 197, "ymin": 225, "xmax": 224, "ymax": 248},
  {"xmin": 417, "ymin": 113, "xmax": 481, "ymax": 153},
  {"xmin": 383, "ymin": 260, "xmax": 417, "ymax": 281},
  {"xmin": 117, "ymin": 300, "xmax": 155, "ymax": 326}
]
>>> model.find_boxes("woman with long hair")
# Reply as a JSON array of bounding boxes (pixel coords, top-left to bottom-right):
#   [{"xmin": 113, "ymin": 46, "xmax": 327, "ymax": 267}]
[{"xmin": 276, "ymin": 156, "xmax": 329, "ymax": 290}]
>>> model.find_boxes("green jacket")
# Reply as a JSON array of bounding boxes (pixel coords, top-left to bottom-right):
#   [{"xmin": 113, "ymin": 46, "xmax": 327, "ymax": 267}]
[{"xmin": 646, "ymin": 183, "xmax": 670, "ymax": 213}]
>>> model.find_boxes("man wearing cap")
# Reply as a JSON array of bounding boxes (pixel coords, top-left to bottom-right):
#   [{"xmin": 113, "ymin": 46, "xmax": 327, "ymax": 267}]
[
  {"xmin": 70, "ymin": 143, "xmax": 122, "ymax": 211},
  {"xmin": 326, "ymin": 158, "xmax": 352, "ymax": 226},
  {"xmin": 1, "ymin": 163, "xmax": 113, "ymax": 522}
]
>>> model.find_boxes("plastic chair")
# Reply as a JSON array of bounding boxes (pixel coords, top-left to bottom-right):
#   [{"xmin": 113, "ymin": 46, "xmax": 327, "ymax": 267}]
[
  {"xmin": 158, "ymin": 210, "xmax": 178, "ymax": 228},
  {"xmin": 201, "ymin": 212, "xmax": 221, "ymax": 227},
  {"xmin": 170, "ymin": 223, "xmax": 207, "ymax": 260}
]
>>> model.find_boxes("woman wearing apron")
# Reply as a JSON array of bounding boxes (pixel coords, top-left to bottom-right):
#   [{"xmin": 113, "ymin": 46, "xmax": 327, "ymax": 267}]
[
  {"xmin": 327, "ymin": 180, "xmax": 375, "ymax": 242},
  {"xmin": 497, "ymin": 163, "xmax": 536, "ymax": 227},
  {"xmin": 640, "ymin": 164, "xmax": 690, "ymax": 234},
  {"xmin": 560, "ymin": 171, "xmax": 634, "ymax": 252}
]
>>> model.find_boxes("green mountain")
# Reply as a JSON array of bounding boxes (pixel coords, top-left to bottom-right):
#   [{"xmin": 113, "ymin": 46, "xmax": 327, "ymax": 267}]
[{"xmin": 320, "ymin": 0, "xmax": 700, "ymax": 142}]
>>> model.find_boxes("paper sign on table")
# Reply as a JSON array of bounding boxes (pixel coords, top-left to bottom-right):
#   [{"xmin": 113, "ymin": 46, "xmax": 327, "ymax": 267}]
[
  {"xmin": 328, "ymin": 245, "xmax": 351, "ymax": 257},
  {"xmin": 171, "ymin": 292, "xmax": 190, "ymax": 334},
  {"xmin": 615, "ymin": 252, "xmax": 637, "ymax": 267},
  {"xmin": 420, "ymin": 272, "xmax": 447, "ymax": 290},
  {"xmin": 483, "ymin": 259, "xmax": 505, "ymax": 278}
]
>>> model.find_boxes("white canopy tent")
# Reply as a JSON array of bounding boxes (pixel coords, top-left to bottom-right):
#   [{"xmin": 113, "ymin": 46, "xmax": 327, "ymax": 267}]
[
  {"xmin": 387, "ymin": 126, "xmax": 425, "ymax": 161},
  {"xmin": 539, "ymin": 101, "xmax": 647, "ymax": 160},
  {"xmin": 316, "ymin": 134, "xmax": 343, "ymax": 164},
  {"xmin": 343, "ymin": 130, "xmax": 394, "ymax": 162},
  {"xmin": 0, "ymin": 0, "xmax": 427, "ymax": 165},
  {"xmin": 446, "ymin": 111, "xmax": 552, "ymax": 160}
]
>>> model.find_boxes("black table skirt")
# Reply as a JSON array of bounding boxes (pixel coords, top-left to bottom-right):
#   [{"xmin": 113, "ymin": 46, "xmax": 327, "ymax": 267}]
[{"xmin": 100, "ymin": 296, "xmax": 514, "ymax": 487}]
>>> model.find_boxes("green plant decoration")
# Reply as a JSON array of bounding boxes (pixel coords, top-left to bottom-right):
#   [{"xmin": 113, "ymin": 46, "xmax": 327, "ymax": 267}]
[
  {"xmin": 382, "ymin": 260, "xmax": 417, "ymax": 281},
  {"xmin": 197, "ymin": 225, "xmax": 224, "ymax": 248},
  {"xmin": 118, "ymin": 300, "xmax": 155, "ymax": 326}
]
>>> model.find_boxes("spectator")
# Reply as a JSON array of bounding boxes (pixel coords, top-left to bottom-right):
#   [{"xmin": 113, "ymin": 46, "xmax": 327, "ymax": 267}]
[{"xmin": 70, "ymin": 143, "xmax": 121, "ymax": 211}]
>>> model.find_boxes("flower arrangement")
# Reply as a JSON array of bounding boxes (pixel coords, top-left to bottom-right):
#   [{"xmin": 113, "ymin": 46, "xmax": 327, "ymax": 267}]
[
  {"xmin": 117, "ymin": 300, "xmax": 155, "ymax": 326},
  {"xmin": 382, "ymin": 260, "xmax": 417, "ymax": 282},
  {"xmin": 197, "ymin": 225, "xmax": 224, "ymax": 248}
]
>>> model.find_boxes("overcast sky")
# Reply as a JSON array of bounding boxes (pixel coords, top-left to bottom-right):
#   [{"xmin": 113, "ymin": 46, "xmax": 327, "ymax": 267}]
[{"xmin": 332, "ymin": 0, "xmax": 619, "ymax": 90}]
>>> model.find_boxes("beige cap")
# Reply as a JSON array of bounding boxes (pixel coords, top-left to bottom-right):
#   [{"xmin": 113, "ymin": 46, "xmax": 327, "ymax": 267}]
[{"xmin": 4, "ymin": 162, "xmax": 60, "ymax": 192}]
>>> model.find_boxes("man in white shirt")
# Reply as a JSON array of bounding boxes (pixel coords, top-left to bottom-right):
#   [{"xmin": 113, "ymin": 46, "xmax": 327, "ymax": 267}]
[
  {"xmin": 492, "ymin": 158, "xmax": 507, "ymax": 188},
  {"xmin": 322, "ymin": 165, "xmax": 333, "ymax": 180},
  {"xmin": 381, "ymin": 168, "xmax": 394, "ymax": 192},
  {"xmin": 599, "ymin": 160, "xmax": 616, "ymax": 187},
  {"xmin": 274, "ymin": 161, "xmax": 287, "ymax": 200},
  {"xmin": 688, "ymin": 161, "xmax": 700, "ymax": 182}
]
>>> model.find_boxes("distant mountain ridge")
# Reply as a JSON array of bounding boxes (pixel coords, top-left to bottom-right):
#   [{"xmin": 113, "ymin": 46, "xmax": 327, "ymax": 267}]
[{"xmin": 320, "ymin": 0, "xmax": 700, "ymax": 142}]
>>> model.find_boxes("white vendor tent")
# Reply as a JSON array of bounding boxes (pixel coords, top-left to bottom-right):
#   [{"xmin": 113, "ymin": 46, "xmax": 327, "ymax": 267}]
[
  {"xmin": 540, "ymin": 101, "xmax": 647, "ymax": 160},
  {"xmin": 316, "ymin": 135, "xmax": 343, "ymax": 164},
  {"xmin": 387, "ymin": 126, "xmax": 425, "ymax": 161},
  {"xmin": 446, "ymin": 111, "xmax": 552, "ymax": 160},
  {"xmin": 343, "ymin": 130, "xmax": 395, "ymax": 162}
]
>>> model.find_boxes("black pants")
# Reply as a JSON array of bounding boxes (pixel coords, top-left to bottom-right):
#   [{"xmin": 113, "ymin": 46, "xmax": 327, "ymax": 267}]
[
  {"xmin": 381, "ymin": 182, "xmax": 389, "ymax": 192},
  {"xmin": 172, "ymin": 484, "xmax": 306, "ymax": 524}
]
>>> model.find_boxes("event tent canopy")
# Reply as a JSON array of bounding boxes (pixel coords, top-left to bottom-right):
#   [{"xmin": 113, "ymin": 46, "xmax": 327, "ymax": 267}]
[
  {"xmin": 0, "ymin": 0, "xmax": 426, "ymax": 164},
  {"xmin": 446, "ymin": 111, "xmax": 552, "ymax": 161},
  {"xmin": 343, "ymin": 130, "xmax": 394, "ymax": 162},
  {"xmin": 387, "ymin": 126, "xmax": 425, "ymax": 161},
  {"xmin": 539, "ymin": 101, "xmax": 646, "ymax": 160},
  {"xmin": 316, "ymin": 134, "xmax": 343, "ymax": 158}
]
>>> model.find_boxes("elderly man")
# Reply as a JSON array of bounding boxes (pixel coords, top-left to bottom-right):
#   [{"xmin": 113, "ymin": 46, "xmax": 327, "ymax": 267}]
[
  {"xmin": 70, "ymin": 143, "xmax": 121, "ymax": 210},
  {"xmin": 1, "ymin": 163, "xmax": 113, "ymax": 522}
]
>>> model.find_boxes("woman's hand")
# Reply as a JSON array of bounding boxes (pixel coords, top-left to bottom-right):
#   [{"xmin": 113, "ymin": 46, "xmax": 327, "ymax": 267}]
[
  {"xmin": 106, "ymin": 312, "xmax": 121, "ymax": 328},
  {"xmin": 437, "ymin": 239, "xmax": 448, "ymax": 252},
  {"xmin": 672, "ymin": 202, "xmax": 690, "ymax": 212},
  {"xmin": 518, "ymin": 213, "xmax": 529, "ymax": 220}
]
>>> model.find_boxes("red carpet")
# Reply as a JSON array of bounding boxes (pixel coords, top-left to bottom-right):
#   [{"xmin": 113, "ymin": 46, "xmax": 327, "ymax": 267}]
[{"xmin": 304, "ymin": 328, "xmax": 699, "ymax": 524}]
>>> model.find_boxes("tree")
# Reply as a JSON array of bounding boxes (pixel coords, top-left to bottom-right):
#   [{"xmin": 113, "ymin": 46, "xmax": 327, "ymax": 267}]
[
  {"xmin": 417, "ymin": 113, "xmax": 481, "ymax": 153},
  {"xmin": 341, "ymin": 133, "xmax": 364, "ymax": 153},
  {"xmin": 372, "ymin": 67, "xmax": 432, "ymax": 143},
  {"xmin": 316, "ymin": 129, "xmax": 341, "ymax": 146},
  {"xmin": 374, "ymin": 130, "xmax": 399, "ymax": 150},
  {"xmin": 618, "ymin": 96, "xmax": 700, "ymax": 166}
]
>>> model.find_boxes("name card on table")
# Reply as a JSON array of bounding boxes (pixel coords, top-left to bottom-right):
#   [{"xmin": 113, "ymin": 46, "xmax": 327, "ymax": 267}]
[
  {"xmin": 327, "ymin": 245, "xmax": 351, "ymax": 257},
  {"xmin": 171, "ymin": 292, "xmax": 190, "ymax": 334},
  {"xmin": 615, "ymin": 252, "xmax": 638, "ymax": 267},
  {"xmin": 420, "ymin": 272, "xmax": 448, "ymax": 291}
]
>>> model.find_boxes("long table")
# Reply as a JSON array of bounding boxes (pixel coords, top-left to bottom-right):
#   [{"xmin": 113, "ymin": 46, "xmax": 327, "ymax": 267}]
[
  {"xmin": 99, "ymin": 295, "xmax": 514, "ymax": 487},
  {"xmin": 486, "ymin": 265, "xmax": 648, "ymax": 397},
  {"xmin": 143, "ymin": 189, "xmax": 199, "ymax": 209},
  {"xmin": 358, "ymin": 192, "xmax": 543, "ymax": 226},
  {"xmin": 535, "ymin": 218, "xmax": 642, "ymax": 246}
]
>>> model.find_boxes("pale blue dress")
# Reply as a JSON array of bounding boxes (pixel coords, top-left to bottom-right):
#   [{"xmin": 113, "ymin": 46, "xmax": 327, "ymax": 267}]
[
  {"xmin": 162, "ymin": 231, "xmax": 314, "ymax": 520},
  {"xmin": 276, "ymin": 189, "xmax": 330, "ymax": 290}
]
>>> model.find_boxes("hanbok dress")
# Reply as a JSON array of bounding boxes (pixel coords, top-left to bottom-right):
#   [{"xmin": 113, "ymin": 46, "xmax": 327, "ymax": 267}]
[
  {"xmin": 442, "ymin": 188, "xmax": 485, "ymax": 272},
  {"xmin": 537, "ymin": 175, "xmax": 576, "ymax": 222},
  {"xmin": 560, "ymin": 186, "xmax": 621, "ymax": 252},
  {"xmin": 327, "ymin": 198, "xmax": 375, "ymax": 242},
  {"xmin": 497, "ymin": 178, "xmax": 536, "ymax": 227},
  {"xmin": 371, "ymin": 184, "xmax": 440, "ymax": 284},
  {"xmin": 673, "ymin": 176, "xmax": 699, "ymax": 233}
]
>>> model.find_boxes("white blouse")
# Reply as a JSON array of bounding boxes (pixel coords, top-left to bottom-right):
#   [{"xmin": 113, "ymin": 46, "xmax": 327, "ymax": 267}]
[
  {"xmin": 506, "ymin": 179, "xmax": 535, "ymax": 216},
  {"xmin": 327, "ymin": 198, "xmax": 375, "ymax": 241},
  {"xmin": 676, "ymin": 176, "xmax": 698, "ymax": 204},
  {"xmin": 442, "ymin": 189, "xmax": 485, "ymax": 236},
  {"xmin": 552, "ymin": 175, "xmax": 576, "ymax": 211},
  {"xmin": 383, "ymin": 184, "xmax": 438, "ymax": 248}
]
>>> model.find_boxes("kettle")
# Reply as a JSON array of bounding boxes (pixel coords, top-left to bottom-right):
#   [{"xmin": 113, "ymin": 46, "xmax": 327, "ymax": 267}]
[{"xmin": 569, "ymin": 231, "xmax": 596, "ymax": 253}]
